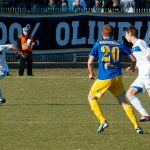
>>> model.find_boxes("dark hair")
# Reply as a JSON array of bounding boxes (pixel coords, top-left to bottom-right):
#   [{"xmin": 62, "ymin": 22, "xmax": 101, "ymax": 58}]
[
  {"xmin": 102, "ymin": 24, "xmax": 114, "ymax": 37},
  {"xmin": 125, "ymin": 26, "xmax": 138, "ymax": 38}
]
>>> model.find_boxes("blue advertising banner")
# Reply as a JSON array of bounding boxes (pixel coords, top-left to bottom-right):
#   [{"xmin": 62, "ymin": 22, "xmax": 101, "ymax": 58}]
[{"xmin": 0, "ymin": 14, "xmax": 150, "ymax": 50}]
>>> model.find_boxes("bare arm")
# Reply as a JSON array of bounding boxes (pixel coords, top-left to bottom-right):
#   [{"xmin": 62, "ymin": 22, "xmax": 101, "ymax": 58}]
[
  {"xmin": 11, "ymin": 44, "xmax": 20, "ymax": 52},
  {"xmin": 126, "ymin": 54, "xmax": 136, "ymax": 73},
  {"xmin": 10, "ymin": 45, "xmax": 27, "ymax": 58},
  {"xmin": 88, "ymin": 55, "xmax": 95, "ymax": 80}
]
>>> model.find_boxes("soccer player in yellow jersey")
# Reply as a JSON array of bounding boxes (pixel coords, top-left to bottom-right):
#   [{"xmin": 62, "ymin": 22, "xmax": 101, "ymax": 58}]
[{"xmin": 88, "ymin": 24, "xmax": 143, "ymax": 134}]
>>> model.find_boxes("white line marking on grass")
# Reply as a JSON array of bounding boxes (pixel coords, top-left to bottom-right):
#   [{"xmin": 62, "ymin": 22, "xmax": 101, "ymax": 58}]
[
  {"xmin": 7, "ymin": 75, "xmax": 135, "ymax": 79},
  {"xmin": 7, "ymin": 76, "xmax": 87, "ymax": 79},
  {"xmin": 5, "ymin": 121, "xmax": 130, "ymax": 124}
]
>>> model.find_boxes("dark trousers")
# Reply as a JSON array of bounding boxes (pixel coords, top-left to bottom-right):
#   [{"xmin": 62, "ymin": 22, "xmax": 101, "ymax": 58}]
[{"xmin": 19, "ymin": 52, "xmax": 33, "ymax": 76}]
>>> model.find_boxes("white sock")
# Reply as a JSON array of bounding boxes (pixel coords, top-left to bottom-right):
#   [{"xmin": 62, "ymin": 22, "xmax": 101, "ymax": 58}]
[{"xmin": 129, "ymin": 96, "xmax": 149, "ymax": 116}]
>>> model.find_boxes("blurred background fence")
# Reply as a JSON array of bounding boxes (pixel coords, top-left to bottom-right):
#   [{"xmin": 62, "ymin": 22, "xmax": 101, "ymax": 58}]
[
  {"xmin": 6, "ymin": 50, "xmax": 90, "ymax": 68},
  {"xmin": 6, "ymin": 50, "xmax": 130, "ymax": 68},
  {"xmin": 0, "ymin": 0, "xmax": 149, "ymax": 68},
  {"xmin": 6, "ymin": 50, "xmax": 89, "ymax": 63},
  {"xmin": 0, "ymin": 7, "xmax": 150, "ymax": 14}
]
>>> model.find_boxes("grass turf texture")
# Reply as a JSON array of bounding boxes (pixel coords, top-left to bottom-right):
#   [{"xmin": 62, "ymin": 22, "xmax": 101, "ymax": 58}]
[{"xmin": 0, "ymin": 69, "xmax": 150, "ymax": 150}]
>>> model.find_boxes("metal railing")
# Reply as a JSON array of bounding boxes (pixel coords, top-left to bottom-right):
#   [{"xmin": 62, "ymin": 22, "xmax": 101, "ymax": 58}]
[
  {"xmin": 0, "ymin": 7, "xmax": 150, "ymax": 15},
  {"xmin": 6, "ymin": 50, "xmax": 90, "ymax": 63},
  {"xmin": 6, "ymin": 50, "xmax": 90, "ymax": 68},
  {"xmin": 6, "ymin": 50, "xmax": 131, "ymax": 68}
]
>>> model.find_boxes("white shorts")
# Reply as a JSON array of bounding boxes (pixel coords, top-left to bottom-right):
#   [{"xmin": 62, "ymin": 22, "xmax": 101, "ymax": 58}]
[{"xmin": 131, "ymin": 75, "xmax": 150, "ymax": 93}]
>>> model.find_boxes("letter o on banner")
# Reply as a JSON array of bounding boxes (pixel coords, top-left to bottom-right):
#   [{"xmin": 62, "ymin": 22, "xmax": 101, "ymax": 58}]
[
  {"xmin": 0, "ymin": 22, "xmax": 7, "ymax": 44},
  {"xmin": 9, "ymin": 23, "xmax": 22, "ymax": 44},
  {"xmin": 56, "ymin": 22, "xmax": 70, "ymax": 46}
]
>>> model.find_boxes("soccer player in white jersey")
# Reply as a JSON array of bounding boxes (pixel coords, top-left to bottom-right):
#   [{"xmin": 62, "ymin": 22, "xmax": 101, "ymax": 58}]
[
  {"xmin": 0, "ymin": 44, "xmax": 21, "ymax": 105},
  {"xmin": 125, "ymin": 26, "xmax": 150, "ymax": 122}
]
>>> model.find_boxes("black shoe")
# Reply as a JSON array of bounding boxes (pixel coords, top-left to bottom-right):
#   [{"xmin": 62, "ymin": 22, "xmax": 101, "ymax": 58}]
[
  {"xmin": 139, "ymin": 116, "xmax": 150, "ymax": 122},
  {"xmin": 0, "ymin": 98, "xmax": 6, "ymax": 105}
]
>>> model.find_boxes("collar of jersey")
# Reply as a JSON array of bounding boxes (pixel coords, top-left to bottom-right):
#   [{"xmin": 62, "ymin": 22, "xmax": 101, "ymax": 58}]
[{"xmin": 103, "ymin": 38, "xmax": 113, "ymax": 41}]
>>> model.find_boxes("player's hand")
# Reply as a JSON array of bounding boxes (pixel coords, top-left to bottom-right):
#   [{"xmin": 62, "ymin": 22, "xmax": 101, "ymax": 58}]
[
  {"xmin": 126, "ymin": 67, "xmax": 135, "ymax": 73},
  {"xmin": 31, "ymin": 42, "xmax": 35, "ymax": 48},
  {"xmin": 18, "ymin": 51, "xmax": 28, "ymax": 58},
  {"xmin": 89, "ymin": 73, "xmax": 95, "ymax": 80}
]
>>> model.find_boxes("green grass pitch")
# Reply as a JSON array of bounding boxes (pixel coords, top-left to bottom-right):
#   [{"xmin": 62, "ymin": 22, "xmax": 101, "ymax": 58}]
[{"xmin": 0, "ymin": 69, "xmax": 150, "ymax": 150}]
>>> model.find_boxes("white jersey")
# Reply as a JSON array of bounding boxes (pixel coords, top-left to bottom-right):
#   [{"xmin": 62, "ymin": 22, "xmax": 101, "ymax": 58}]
[
  {"xmin": 132, "ymin": 39, "xmax": 150, "ymax": 76},
  {"xmin": 0, "ymin": 44, "xmax": 12, "ymax": 75}
]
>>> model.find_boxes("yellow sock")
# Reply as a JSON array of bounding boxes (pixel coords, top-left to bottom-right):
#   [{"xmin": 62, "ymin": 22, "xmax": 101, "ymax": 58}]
[
  {"xmin": 89, "ymin": 99, "xmax": 105, "ymax": 124},
  {"xmin": 124, "ymin": 104, "xmax": 138, "ymax": 129}
]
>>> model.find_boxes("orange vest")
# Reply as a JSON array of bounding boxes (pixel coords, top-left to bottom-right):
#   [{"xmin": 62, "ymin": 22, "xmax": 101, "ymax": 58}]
[{"xmin": 19, "ymin": 34, "xmax": 34, "ymax": 52}]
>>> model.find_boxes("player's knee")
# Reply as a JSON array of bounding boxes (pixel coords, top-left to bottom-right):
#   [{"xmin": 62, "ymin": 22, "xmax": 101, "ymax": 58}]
[
  {"xmin": 117, "ymin": 92, "xmax": 127, "ymax": 105},
  {"xmin": 126, "ymin": 91, "xmax": 131, "ymax": 99},
  {"xmin": 117, "ymin": 92, "xmax": 125, "ymax": 99},
  {"xmin": 126, "ymin": 89, "xmax": 135, "ymax": 99},
  {"xmin": 88, "ymin": 93, "xmax": 97, "ymax": 101}
]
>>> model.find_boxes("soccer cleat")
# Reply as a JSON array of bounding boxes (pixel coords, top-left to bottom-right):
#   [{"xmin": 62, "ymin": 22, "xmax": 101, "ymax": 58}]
[
  {"xmin": 97, "ymin": 121, "xmax": 109, "ymax": 133},
  {"xmin": 136, "ymin": 127, "xmax": 143, "ymax": 134},
  {"xmin": 0, "ymin": 98, "xmax": 6, "ymax": 105},
  {"xmin": 139, "ymin": 116, "xmax": 150, "ymax": 122}
]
